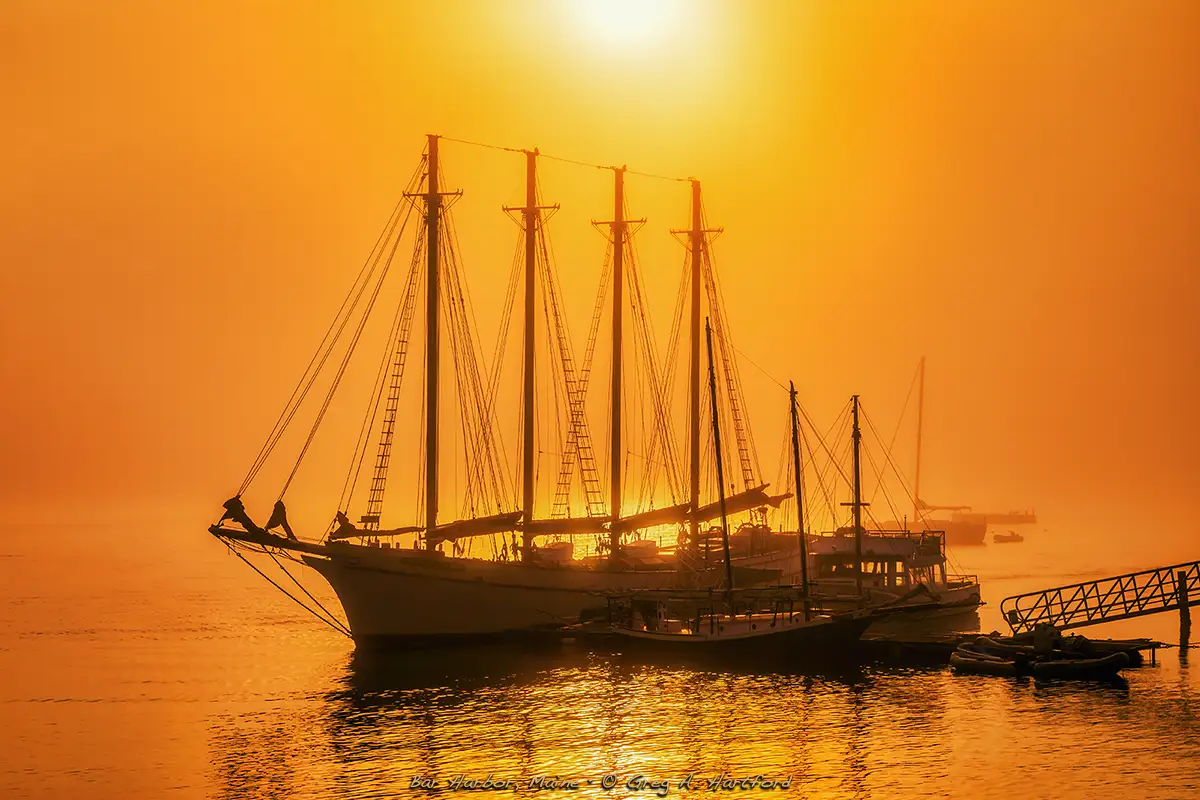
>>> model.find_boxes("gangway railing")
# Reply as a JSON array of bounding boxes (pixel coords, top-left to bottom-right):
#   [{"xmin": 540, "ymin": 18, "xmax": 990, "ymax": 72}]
[{"xmin": 1001, "ymin": 559, "xmax": 1200, "ymax": 634}]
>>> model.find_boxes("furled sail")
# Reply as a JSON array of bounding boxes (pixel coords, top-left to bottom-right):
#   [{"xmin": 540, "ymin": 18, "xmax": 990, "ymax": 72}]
[
  {"xmin": 520, "ymin": 517, "xmax": 612, "ymax": 536},
  {"xmin": 688, "ymin": 484, "xmax": 787, "ymax": 524},
  {"xmin": 610, "ymin": 501, "xmax": 693, "ymax": 534},
  {"xmin": 426, "ymin": 512, "xmax": 524, "ymax": 546}
]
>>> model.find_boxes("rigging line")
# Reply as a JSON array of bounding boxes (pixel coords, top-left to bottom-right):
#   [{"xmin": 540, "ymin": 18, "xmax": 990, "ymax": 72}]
[
  {"xmin": 804, "ymin": 401, "xmax": 852, "ymax": 522},
  {"xmin": 268, "ymin": 550, "xmax": 353, "ymax": 637},
  {"xmin": 439, "ymin": 135, "xmax": 523, "ymax": 154},
  {"xmin": 727, "ymin": 340, "xmax": 788, "ymax": 392},
  {"xmin": 861, "ymin": 405, "xmax": 924, "ymax": 521},
  {"xmin": 241, "ymin": 158, "xmax": 426, "ymax": 494},
  {"xmin": 442, "ymin": 230, "xmax": 492, "ymax": 514},
  {"xmin": 885, "ymin": 362, "xmax": 921, "ymax": 457},
  {"xmin": 280, "ymin": 202, "xmax": 412, "ymax": 499},
  {"xmin": 441, "ymin": 211, "xmax": 513, "ymax": 511},
  {"xmin": 440, "ymin": 134, "xmax": 689, "ymax": 183},
  {"xmin": 804, "ymin": 430, "xmax": 835, "ymax": 527},
  {"xmin": 796, "ymin": 399, "xmax": 857, "ymax": 490},
  {"xmin": 861, "ymin": 444, "xmax": 897, "ymax": 529},
  {"xmin": 860, "ymin": 405, "xmax": 915, "ymax": 499},
  {"xmin": 415, "ymin": 315, "xmax": 427, "ymax": 529},
  {"xmin": 453, "ymin": 216, "xmax": 517, "ymax": 510},
  {"xmin": 701, "ymin": 251, "xmax": 757, "ymax": 488},
  {"xmin": 539, "ymin": 226, "xmax": 584, "ymax": 515},
  {"xmin": 338, "ymin": 238, "xmax": 424, "ymax": 514},
  {"xmin": 625, "ymin": 232, "xmax": 684, "ymax": 500},
  {"xmin": 265, "ymin": 173, "xmax": 421, "ymax": 501},
  {"xmin": 242, "ymin": 199, "xmax": 405, "ymax": 494},
  {"xmin": 354, "ymin": 241, "xmax": 428, "ymax": 523},
  {"xmin": 220, "ymin": 540, "xmax": 352, "ymax": 639}
]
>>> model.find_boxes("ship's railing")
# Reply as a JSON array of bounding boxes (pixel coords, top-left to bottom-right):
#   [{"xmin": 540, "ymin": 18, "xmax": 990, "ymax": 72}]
[
  {"xmin": 946, "ymin": 573, "xmax": 979, "ymax": 588},
  {"xmin": 1000, "ymin": 560, "xmax": 1200, "ymax": 634},
  {"xmin": 811, "ymin": 528, "xmax": 946, "ymax": 540}
]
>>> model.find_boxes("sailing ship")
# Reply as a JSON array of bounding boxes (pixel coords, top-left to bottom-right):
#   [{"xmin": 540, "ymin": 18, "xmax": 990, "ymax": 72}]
[
  {"xmin": 210, "ymin": 136, "xmax": 799, "ymax": 645},
  {"xmin": 794, "ymin": 394, "xmax": 982, "ymax": 631}
]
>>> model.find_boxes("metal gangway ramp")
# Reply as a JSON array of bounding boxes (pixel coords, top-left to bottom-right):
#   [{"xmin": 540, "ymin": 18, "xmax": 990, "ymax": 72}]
[{"xmin": 1001, "ymin": 559, "xmax": 1200, "ymax": 634}]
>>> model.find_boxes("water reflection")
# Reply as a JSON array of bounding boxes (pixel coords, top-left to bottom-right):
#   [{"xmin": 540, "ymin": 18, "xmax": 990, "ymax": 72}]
[{"xmin": 207, "ymin": 643, "xmax": 1200, "ymax": 800}]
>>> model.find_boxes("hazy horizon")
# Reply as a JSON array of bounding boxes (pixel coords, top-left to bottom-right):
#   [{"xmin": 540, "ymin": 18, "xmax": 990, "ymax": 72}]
[{"xmin": 4, "ymin": 1, "xmax": 1198, "ymax": 548}]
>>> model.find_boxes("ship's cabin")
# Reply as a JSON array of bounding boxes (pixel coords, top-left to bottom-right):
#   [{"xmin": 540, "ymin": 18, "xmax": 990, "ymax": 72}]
[{"xmin": 808, "ymin": 527, "xmax": 949, "ymax": 590}]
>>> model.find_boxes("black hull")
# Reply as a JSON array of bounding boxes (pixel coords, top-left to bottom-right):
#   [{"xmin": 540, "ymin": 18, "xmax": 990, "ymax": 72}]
[{"xmin": 595, "ymin": 614, "xmax": 876, "ymax": 661}]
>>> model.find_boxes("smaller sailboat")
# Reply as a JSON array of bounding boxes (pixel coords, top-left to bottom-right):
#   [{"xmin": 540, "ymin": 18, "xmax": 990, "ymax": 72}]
[
  {"xmin": 993, "ymin": 530, "xmax": 1024, "ymax": 544},
  {"xmin": 600, "ymin": 320, "xmax": 887, "ymax": 657},
  {"xmin": 785, "ymin": 392, "xmax": 982, "ymax": 633}
]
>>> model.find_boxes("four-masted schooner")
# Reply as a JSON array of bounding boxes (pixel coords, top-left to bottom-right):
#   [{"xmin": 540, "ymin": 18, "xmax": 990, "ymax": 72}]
[{"xmin": 210, "ymin": 135, "xmax": 807, "ymax": 644}]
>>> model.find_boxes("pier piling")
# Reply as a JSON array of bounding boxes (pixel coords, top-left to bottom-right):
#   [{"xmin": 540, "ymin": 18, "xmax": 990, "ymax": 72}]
[{"xmin": 1179, "ymin": 570, "xmax": 1191, "ymax": 657}]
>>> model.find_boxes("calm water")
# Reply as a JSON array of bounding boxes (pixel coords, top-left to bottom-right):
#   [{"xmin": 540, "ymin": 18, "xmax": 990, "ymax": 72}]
[{"xmin": 3, "ymin": 520, "xmax": 1199, "ymax": 799}]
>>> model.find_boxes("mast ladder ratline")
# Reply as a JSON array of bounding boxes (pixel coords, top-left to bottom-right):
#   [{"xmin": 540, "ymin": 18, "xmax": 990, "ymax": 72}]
[
  {"xmin": 361, "ymin": 248, "xmax": 425, "ymax": 530},
  {"xmin": 538, "ymin": 220, "xmax": 606, "ymax": 517},
  {"xmin": 550, "ymin": 247, "xmax": 612, "ymax": 518},
  {"xmin": 701, "ymin": 253, "xmax": 756, "ymax": 491},
  {"xmin": 538, "ymin": 230, "xmax": 607, "ymax": 519},
  {"xmin": 1001, "ymin": 560, "xmax": 1200, "ymax": 634}
]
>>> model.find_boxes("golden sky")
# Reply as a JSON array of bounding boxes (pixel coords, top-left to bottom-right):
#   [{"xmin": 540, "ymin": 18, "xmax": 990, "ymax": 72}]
[{"xmin": 3, "ymin": 1, "xmax": 1198, "ymax": 537}]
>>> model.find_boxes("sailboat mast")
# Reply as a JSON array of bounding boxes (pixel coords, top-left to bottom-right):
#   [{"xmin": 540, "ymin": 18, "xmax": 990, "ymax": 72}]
[
  {"xmin": 706, "ymin": 318, "xmax": 735, "ymax": 601},
  {"xmin": 688, "ymin": 180, "xmax": 703, "ymax": 552},
  {"xmin": 521, "ymin": 149, "xmax": 538, "ymax": 560},
  {"xmin": 790, "ymin": 382, "xmax": 810, "ymax": 607},
  {"xmin": 852, "ymin": 394, "xmax": 863, "ymax": 596},
  {"xmin": 424, "ymin": 134, "xmax": 441, "ymax": 549},
  {"xmin": 913, "ymin": 355, "xmax": 925, "ymax": 530},
  {"xmin": 609, "ymin": 166, "xmax": 627, "ymax": 559}
]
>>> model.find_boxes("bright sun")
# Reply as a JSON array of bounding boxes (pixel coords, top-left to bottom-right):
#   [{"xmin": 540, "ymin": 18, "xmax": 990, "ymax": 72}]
[{"xmin": 575, "ymin": 0, "xmax": 680, "ymax": 44}]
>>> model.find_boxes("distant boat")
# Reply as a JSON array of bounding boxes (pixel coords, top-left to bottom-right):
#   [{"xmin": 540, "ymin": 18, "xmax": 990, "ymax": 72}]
[
  {"xmin": 993, "ymin": 530, "xmax": 1024, "ymax": 544},
  {"xmin": 907, "ymin": 357, "xmax": 1034, "ymax": 546}
]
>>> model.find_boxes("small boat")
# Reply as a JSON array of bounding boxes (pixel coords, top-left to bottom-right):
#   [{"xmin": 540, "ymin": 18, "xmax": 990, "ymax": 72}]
[
  {"xmin": 993, "ymin": 530, "xmax": 1024, "ymax": 544},
  {"xmin": 1030, "ymin": 651, "xmax": 1130, "ymax": 679},
  {"xmin": 599, "ymin": 587, "xmax": 885, "ymax": 658},
  {"xmin": 950, "ymin": 634, "xmax": 1135, "ymax": 679},
  {"xmin": 950, "ymin": 648, "xmax": 1021, "ymax": 676}
]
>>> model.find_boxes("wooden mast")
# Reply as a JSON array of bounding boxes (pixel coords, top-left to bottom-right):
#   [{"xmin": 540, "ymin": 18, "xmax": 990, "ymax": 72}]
[
  {"xmin": 706, "ymin": 318, "xmax": 735, "ymax": 603},
  {"xmin": 790, "ymin": 381, "xmax": 810, "ymax": 616},
  {"xmin": 688, "ymin": 180, "xmax": 703, "ymax": 554},
  {"xmin": 521, "ymin": 149, "xmax": 538, "ymax": 560},
  {"xmin": 423, "ymin": 134, "xmax": 441, "ymax": 549},
  {"xmin": 912, "ymin": 355, "xmax": 925, "ymax": 531},
  {"xmin": 608, "ymin": 166, "xmax": 627, "ymax": 560},
  {"xmin": 852, "ymin": 394, "xmax": 864, "ymax": 596}
]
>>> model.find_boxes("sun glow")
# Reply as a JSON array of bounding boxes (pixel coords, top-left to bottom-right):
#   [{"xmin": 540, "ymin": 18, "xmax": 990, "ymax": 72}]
[{"xmin": 574, "ymin": 0, "xmax": 680, "ymax": 44}]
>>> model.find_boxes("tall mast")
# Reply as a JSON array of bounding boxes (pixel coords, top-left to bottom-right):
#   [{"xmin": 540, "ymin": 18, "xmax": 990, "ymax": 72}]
[
  {"xmin": 688, "ymin": 180, "xmax": 704, "ymax": 553},
  {"xmin": 521, "ymin": 149, "xmax": 538, "ymax": 560},
  {"xmin": 707, "ymin": 318, "xmax": 735, "ymax": 603},
  {"xmin": 423, "ymin": 134, "xmax": 441, "ymax": 548},
  {"xmin": 608, "ymin": 166, "xmax": 627, "ymax": 559},
  {"xmin": 912, "ymin": 355, "xmax": 925, "ymax": 530},
  {"xmin": 790, "ymin": 381, "xmax": 810, "ymax": 614},
  {"xmin": 852, "ymin": 394, "xmax": 864, "ymax": 596}
]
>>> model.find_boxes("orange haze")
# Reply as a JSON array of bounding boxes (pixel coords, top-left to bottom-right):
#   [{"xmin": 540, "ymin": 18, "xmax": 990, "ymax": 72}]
[{"xmin": 3, "ymin": 1, "xmax": 1198, "ymax": 544}]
